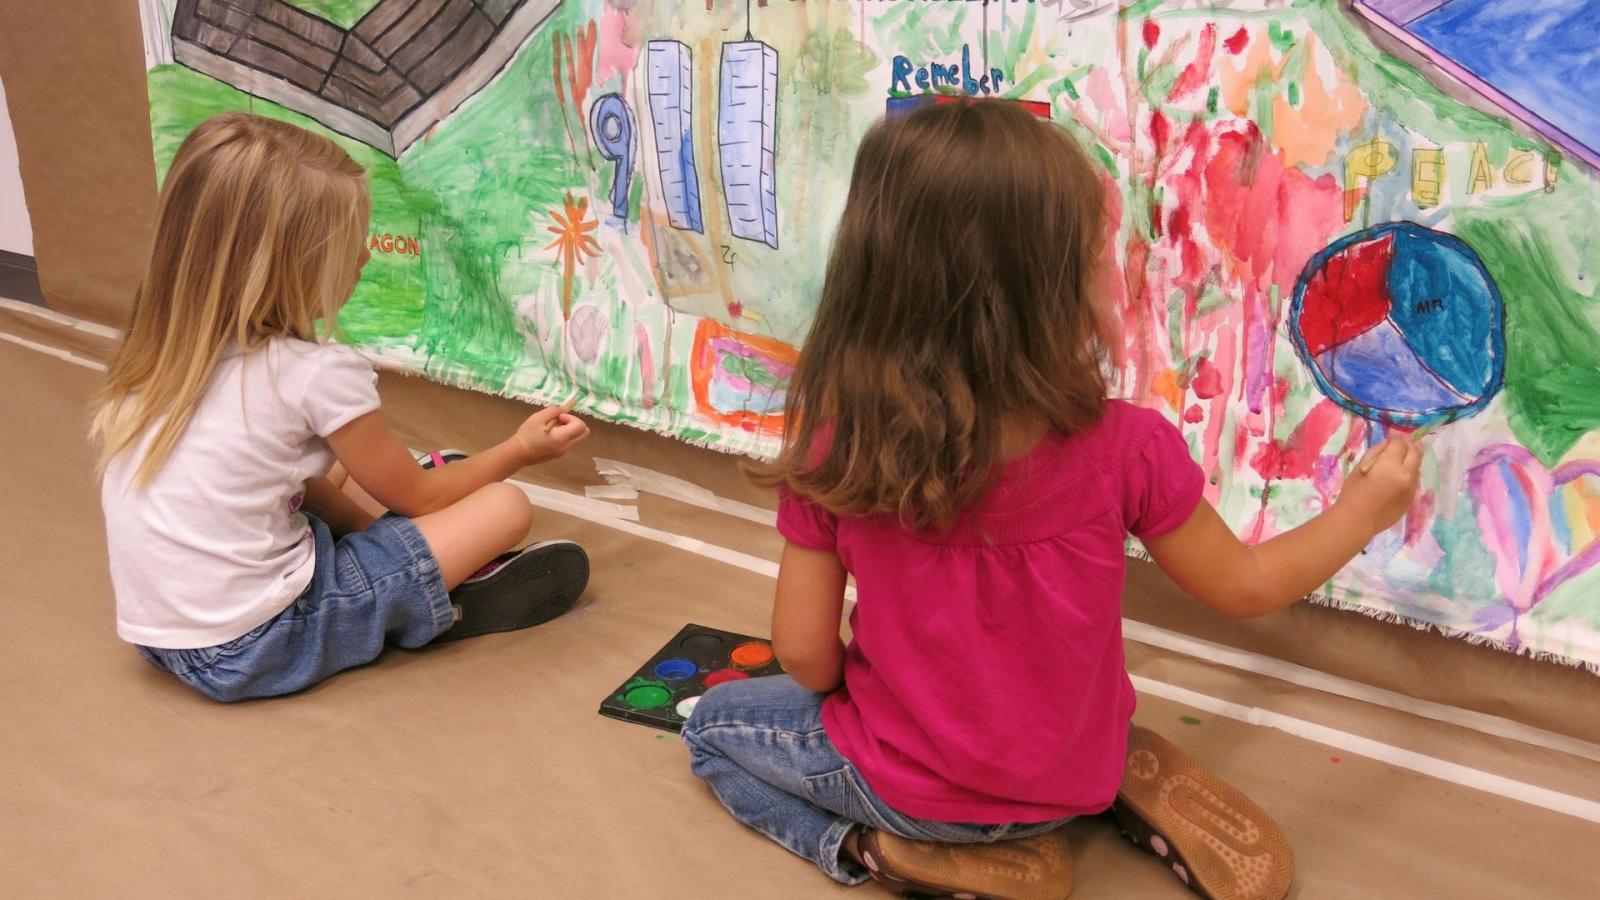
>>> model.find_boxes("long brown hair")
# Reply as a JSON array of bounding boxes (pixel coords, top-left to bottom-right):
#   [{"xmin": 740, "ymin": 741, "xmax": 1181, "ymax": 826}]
[
  {"xmin": 92, "ymin": 112, "xmax": 369, "ymax": 485},
  {"xmin": 757, "ymin": 100, "xmax": 1112, "ymax": 531}
]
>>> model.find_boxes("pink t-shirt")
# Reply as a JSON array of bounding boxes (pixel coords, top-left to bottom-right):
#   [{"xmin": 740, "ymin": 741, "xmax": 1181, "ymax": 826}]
[{"xmin": 778, "ymin": 400, "xmax": 1204, "ymax": 824}]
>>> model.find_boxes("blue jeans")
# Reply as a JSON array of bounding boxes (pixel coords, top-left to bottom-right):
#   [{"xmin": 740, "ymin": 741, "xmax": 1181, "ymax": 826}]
[
  {"xmin": 682, "ymin": 675, "xmax": 1072, "ymax": 885},
  {"xmin": 137, "ymin": 513, "xmax": 453, "ymax": 702}
]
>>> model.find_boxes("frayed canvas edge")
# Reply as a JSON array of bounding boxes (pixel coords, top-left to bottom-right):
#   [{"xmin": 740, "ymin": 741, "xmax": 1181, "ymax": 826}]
[
  {"xmin": 361, "ymin": 348, "xmax": 782, "ymax": 461},
  {"xmin": 1123, "ymin": 548, "xmax": 1600, "ymax": 676}
]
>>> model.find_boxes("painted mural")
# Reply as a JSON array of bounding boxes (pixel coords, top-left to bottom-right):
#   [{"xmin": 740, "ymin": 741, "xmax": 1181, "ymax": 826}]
[{"xmin": 139, "ymin": 1, "xmax": 1600, "ymax": 670}]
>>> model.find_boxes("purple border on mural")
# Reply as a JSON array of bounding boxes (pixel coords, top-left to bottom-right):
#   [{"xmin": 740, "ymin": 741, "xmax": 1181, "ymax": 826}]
[{"xmin": 1351, "ymin": 0, "xmax": 1600, "ymax": 172}]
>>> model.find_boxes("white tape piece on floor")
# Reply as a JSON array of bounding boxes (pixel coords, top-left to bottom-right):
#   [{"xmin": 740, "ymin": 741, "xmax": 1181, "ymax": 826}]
[
  {"xmin": 1130, "ymin": 675, "xmax": 1600, "ymax": 826},
  {"xmin": 0, "ymin": 297, "xmax": 124, "ymax": 340},
  {"xmin": 594, "ymin": 457, "xmax": 778, "ymax": 527},
  {"xmin": 585, "ymin": 484, "xmax": 640, "ymax": 502},
  {"xmin": 1121, "ymin": 620, "xmax": 1600, "ymax": 765},
  {"xmin": 0, "ymin": 329, "xmax": 108, "ymax": 371}
]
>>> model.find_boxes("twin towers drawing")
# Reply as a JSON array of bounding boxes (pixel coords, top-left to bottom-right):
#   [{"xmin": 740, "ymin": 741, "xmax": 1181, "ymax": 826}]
[{"xmin": 591, "ymin": 39, "xmax": 780, "ymax": 250}]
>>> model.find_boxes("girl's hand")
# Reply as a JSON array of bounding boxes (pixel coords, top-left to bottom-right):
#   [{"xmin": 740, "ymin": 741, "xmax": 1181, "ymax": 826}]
[
  {"xmin": 514, "ymin": 405, "xmax": 590, "ymax": 463},
  {"xmin": 1336, "ymin": 435, "xmax": 1423, "ymax": 536}
]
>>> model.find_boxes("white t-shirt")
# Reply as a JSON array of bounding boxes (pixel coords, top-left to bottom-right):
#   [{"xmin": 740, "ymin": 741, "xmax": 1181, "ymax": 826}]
[{"xmin": 103, "ymin": 337, "xmax": 381, "ymax": 649}]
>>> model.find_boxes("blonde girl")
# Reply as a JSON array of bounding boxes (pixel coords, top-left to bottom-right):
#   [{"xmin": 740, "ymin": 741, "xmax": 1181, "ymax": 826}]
[
  {"xmin": 682, "ymin": 101, "xmax": 1420, "ymax": 900},
  {"xmin": 95, "ymin": 112, "xmax": 590, "ymax": 702}
]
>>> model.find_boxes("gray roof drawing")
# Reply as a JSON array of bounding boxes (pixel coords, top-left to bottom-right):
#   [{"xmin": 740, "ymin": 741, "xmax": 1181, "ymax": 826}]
[{"xmin": 170, "ymin": 0, "xmax": 562, "ymax": 156}]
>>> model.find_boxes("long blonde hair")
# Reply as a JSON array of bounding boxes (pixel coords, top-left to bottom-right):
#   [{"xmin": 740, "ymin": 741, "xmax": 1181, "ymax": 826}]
[
  {"xmin": 93, "ymin": 112, "xmax": 369, "ymax": 484},
  {"xmin": 755, "ymin": 101, "xmax": 1111, "ymax": 532}
]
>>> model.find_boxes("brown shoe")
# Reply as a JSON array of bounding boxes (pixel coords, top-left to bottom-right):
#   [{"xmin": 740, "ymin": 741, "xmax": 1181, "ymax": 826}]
[
  {"xmin": 856, "ymin": 828, "xmax": 1073, "ymax": 900},
  {"xmin": 1112, "ymin": 726, "xmax": 1293, "ymax": 900}
]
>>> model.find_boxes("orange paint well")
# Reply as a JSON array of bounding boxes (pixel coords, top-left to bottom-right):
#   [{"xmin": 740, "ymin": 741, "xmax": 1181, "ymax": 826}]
[{"xmin": 729, "ymin": 641, "xmax": 774, "ymax": 668}]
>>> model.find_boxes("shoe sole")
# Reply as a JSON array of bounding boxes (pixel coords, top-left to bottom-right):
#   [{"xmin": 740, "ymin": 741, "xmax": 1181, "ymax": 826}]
[
  {"xmin": 860, "ymin": 828, "xmax": 1073, "ymax": 900},
  {"xmin": 434, "ymin": 541, "xmax": 589, "ymax": 643},
  {"xmin": 1113, "ymin": 726, "xmax": 1293, "ymax": 900}
]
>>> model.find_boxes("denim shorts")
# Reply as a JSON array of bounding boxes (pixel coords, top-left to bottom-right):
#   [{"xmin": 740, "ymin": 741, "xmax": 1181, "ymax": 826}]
[
  {"xmin": 682, "ymin": 675, "xmax": 1072, "ymax": 884},
  {"xmin": 137, "ymin": 513, "xmax": 453, "ymax": 702}
]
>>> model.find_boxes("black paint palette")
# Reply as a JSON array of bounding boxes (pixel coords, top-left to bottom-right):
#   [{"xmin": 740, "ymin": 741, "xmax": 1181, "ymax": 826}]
[{"xmin": 598, "ymin": 623, "xmax": 785, "ymax": 732}]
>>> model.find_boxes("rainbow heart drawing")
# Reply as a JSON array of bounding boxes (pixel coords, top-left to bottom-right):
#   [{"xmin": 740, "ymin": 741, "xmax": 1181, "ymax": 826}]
[{"xmin": 1467, "ymin": 445, "xmax": 1600, "ymax": 639}]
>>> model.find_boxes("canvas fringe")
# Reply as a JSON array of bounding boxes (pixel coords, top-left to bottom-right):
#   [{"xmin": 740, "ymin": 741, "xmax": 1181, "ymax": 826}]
[
  {"xmin": 361, "ymin": 349, "xmax": 781, "ymax": 461},
  {"xmin": 361, "ymin": 350, "xmax": 1599, "ymax": 676},
  {"xmin": 1123, "ymin": 548, "xmax": 1600, "ymax": 676}
]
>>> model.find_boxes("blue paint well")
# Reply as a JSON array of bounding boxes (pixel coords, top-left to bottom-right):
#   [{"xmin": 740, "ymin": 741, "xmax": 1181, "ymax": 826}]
[{"xmin": 654, "ymin": 658, "xmax": 698, "ymax": 681}]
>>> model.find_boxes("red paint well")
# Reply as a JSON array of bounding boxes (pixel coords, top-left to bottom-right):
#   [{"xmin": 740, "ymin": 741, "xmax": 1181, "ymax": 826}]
[{"xmin": 703, "ymin": 669, "xmax": 749, "ymax": 687}]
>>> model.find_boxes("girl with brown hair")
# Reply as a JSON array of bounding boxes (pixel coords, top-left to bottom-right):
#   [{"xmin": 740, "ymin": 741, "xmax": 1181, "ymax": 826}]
[{"xmin": 682, "ymin": 100, "xmax": 1420, "ymax": 899}]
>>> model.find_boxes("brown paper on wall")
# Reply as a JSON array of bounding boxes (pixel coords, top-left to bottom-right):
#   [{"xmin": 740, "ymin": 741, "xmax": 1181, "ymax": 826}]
[{"xmin": 0, "ymin": 0, "xmax": 157, "ymax": 327}]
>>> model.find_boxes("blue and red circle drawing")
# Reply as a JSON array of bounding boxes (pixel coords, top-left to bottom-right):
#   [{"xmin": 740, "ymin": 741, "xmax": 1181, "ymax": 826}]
[{"xmin": 1288, "ymin": 222, "xmax": 1505, "ymax": 428}]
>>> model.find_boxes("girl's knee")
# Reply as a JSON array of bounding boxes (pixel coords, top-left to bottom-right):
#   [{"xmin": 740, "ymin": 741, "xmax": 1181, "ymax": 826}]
[{"xmin": 478, "ymin": 482, "xmax": 533, "ymax": 541}]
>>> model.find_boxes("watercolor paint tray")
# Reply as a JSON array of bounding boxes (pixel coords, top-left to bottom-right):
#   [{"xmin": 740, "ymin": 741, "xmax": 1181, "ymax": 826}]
[{"xmin": 598, "ymin": 623, "xmax": 785, "ymax": 733}]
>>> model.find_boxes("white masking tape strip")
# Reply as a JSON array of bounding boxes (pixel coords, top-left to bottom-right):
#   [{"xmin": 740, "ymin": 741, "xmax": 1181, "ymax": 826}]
[
  {"xmin": 0, "ymin": 329, "xmax": 108, "ymax": 372},
  {"xmin": 511, "ymin": 478, "xmax": 778, "ymax": 580},
  {"xmin": 0, "ymin": 297, "xmax": 124, "ymax": 340},
  {"xmin": 594, "ymin": 456, "xmax": 778, "ymax": 527},
  {"xmin": 585, "ymin": 484, "xmax": 640, "ymax": 501},
  {"xmin": 501, "ymin": 477, "xmax": 640, "ymax": 523},
  {"xmin": 1130, "ymin": 675, "xmax": 1600, "ymax": 825},
  {"xmin": 508, "ymin": 472, "xmax": 853, "ymax": 601},
  {"xmin": 1122, "ymin": 620, "xmax": 1600, "ymax": 764}
]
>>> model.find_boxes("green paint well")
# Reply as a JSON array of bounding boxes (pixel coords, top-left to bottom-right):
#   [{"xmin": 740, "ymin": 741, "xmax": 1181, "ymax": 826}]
[{"xmin": 622, "ymin": 679, "xmax": 672, "ymax": 710}]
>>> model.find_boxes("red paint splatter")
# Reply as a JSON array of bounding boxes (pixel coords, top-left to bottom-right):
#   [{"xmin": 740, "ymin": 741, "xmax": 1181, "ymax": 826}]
[
  {"xmin": 1184, "ymin": 404, "xmax": 1205, "ymax": 424},
  {"xmin": 1143, "ymin": 20, "xmax": 1160, "ymax": 49},
  {"xmin": 1169, "ymin": 24, "xmax": 1218, "ymax": 101},
  {"xmin": 1225, "ymin": 27, "xmax": 1250, "ymax": 55},
  {"xmin": 1200, "ymin": 123, "xmax": 1346, "ymax": 297},
  {"xmin": 1150, "ymin": 111, "xmax": 1171, "ymax": 160},
  {"xmin": 1192, "ymin": 357, "xmax": 1225, "ymax": 399},
  {"xmin": 1329, "ymin": 756, "xmax": 1341, "ymax": 764},
  {"xmin": 1404, "ymin": 490, "xmax": 1436, "ymax": 546},
  {"xmin": 1167, "ymin": 203, "xmax": 1192, "ymax": 242},
  {"xmin": 1295, "ymin": 234, "xmax": 1394, "ymax": 355},
  {"xmin": 727, "ymin": 300, "xmax": 743, "ymax": 319},
  {"xmin": 1250, "ymin": 400, "xmax": 1346, "ymax": 480}
]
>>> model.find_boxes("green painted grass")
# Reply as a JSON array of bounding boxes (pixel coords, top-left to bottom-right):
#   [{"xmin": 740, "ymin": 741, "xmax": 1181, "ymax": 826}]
[
  {"xmin": 285, "ymin": 0, "xmax": 381, "ymax": 30},
  {"xmin": 147, "ymin": 65, "xmax": 432, "ymax": 345}
]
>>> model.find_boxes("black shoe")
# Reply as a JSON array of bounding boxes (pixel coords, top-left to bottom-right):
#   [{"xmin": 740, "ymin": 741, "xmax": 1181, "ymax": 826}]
[{"xmin": 433, "ymin": 541, "xmax": 589, "ymax": 643}]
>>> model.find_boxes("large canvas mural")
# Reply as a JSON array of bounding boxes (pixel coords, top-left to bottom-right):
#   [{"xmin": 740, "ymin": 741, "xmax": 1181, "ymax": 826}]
[{"xmin": 138, "ymin": 1, "xmax": 1600, "ymax": 670}]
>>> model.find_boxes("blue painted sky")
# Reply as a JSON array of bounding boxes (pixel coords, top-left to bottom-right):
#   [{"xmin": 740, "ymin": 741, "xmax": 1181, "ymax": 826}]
[{"xmin": 1411, "ymin": 0, "xmax": 1600, "ymax": 161}]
